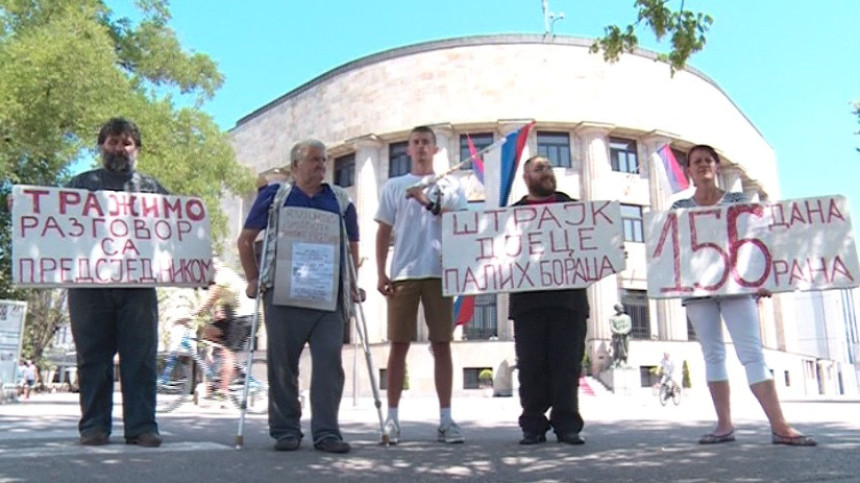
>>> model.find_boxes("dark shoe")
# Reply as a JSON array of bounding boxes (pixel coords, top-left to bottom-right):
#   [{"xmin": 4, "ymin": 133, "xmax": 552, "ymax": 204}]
[
  {"xmin": 125, "ymin": 432, "xmax": 162, "ymax": 448},
  {"xmin": 772, "ymin": 432, "xmax": 817, "ymax": 447},
  {"xmin": 519, "ymin": 432, "xmax": 547, "ymax": 445},
  {"xmin": 314, "ymin": 438, "xmax": 351, "ymax": 454},
  {"xmin": 80, "ymin": 431, "xmax": 110, "ymax": 446},
  {"xmin": 274, "ymin": 436, "xmax": 301, "ymax": 451},
  {"xmin": 699, "ymin": 431, "xmax": 735, "ymax": 445},
  {"xmin": 557, "ymin": 433, "xmax": 585, "ymax": 445}
]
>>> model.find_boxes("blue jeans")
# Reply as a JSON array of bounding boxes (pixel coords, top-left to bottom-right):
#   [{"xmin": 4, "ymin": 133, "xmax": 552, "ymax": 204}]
[{"xmin": 68, "ymin": 288, "xmax": 159, "ymax": 438}]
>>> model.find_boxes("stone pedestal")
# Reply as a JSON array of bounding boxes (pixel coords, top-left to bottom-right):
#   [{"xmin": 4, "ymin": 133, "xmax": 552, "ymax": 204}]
[{"xmin": 599, "ymin": 366, "xmax": 640, "ymax": 397}]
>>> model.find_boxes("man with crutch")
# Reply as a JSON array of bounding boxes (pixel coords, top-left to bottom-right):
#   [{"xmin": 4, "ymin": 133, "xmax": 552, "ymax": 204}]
[{"xmin": 237, "ymin": 139, "xmax": 359, "ymax": 454}]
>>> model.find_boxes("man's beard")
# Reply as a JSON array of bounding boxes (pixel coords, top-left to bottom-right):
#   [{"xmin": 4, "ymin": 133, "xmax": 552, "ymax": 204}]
[
  {"xmin": 527, "ymin": 177, "xmax": 556, "ymax": 197},
  {"xmin": 102, "ymin": 151, "xmax": 136, "ymax": 173}
]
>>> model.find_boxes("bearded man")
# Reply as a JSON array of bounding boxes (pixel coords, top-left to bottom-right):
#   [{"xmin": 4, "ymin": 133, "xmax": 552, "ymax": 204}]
[
  {"xmin": 66, "ymin": 118, "xmax": 169, "ymax": 448},
  {"xmin": 508, "ymin": 155, "xmax": 590, "ymax": 446}
]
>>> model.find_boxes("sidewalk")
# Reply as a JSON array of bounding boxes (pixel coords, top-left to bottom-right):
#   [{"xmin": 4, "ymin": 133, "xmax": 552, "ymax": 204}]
[{"xmin": 1, "ymin": 390, "xmax": 858, "ymax": 482}]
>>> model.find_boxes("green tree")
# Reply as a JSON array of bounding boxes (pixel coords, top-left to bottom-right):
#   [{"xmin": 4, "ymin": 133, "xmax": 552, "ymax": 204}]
[
  {"xmin": 681, "ymin": 359, "xmax": 691, "ymax": 388},
  {"xmin": 20, "ymin": 289, "xmax": 68, "ymax": 365},
  {"xmin": 590, "ymin": 0, "xmax": 713, "ymax": 74},
  {"xmin": 0, "ymin": 0, "xmax": 253, "ymax": 363}
]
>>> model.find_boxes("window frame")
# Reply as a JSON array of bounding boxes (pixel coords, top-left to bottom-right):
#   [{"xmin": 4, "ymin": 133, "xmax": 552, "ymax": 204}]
[
  {"xmin": 333, "ymin": 153, "xmax": 355, "ymax": 188},
  {"xmin": 388, "ymin": 141, "xmax": 410, "ymax": 178},
  {"xmin": 536, "ymin": 131, "xmax": 572, "ymax": 168},
  {"xmin": 609, "ymin": 137, "xmax": 639, "ymax": 174},
  {"xmin": 620, "ymin": 204, "xmax": 644, "ymax": 243},
  {"xmin": 622, "ymin": 289, "xmax": 651, "ymax": 340}
]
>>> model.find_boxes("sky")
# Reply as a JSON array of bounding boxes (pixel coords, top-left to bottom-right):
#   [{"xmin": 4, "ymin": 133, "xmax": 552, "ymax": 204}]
[{"xmin": 138, "ymin": 0, "xmax": 859, "ymax": 206}]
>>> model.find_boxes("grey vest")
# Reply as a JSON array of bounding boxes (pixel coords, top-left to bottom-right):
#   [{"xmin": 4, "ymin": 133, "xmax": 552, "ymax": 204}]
[{"xmin": 259, "ymin": 183, "xmax": 354, "ymax": 316}]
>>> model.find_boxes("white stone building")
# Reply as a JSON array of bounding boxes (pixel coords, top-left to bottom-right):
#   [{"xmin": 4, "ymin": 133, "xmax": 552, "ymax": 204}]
[{"xmin": 225, "ymin": 35, "xmax": 859, "ymax": 398}]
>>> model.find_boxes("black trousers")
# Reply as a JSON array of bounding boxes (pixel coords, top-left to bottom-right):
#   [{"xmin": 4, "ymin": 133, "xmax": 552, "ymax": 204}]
[{"xmin": 513, "ymin": 307, "xmax": 587, "ymax": 436}]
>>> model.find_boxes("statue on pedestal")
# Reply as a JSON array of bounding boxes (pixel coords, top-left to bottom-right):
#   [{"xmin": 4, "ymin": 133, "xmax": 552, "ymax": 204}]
[{"xmin": 609, "ymin": 303, "xmax": 632, "ymax": 367}]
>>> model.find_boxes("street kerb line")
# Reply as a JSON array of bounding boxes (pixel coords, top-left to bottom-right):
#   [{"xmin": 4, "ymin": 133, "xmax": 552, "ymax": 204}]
[{"xmin": 0, "ymin": 441, "xmax": 231, "ymax": 459}]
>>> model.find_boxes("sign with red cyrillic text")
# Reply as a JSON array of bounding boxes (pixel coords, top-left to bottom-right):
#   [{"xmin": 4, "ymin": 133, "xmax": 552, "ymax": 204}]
[
  {"xmin": 11, "ymin": 185, "xmax": 213, "ymax": 288},
  {"xmin": 442, "ymin": 201, "xmax": 625, "ymax": 296},
  {"xmin": 645, "ymin": 195, "xmax": 860, "ymax": 298}
]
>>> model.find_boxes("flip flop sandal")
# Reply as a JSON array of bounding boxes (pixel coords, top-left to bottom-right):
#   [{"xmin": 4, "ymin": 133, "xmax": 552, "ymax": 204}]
[
  {"xmin": 772, "ymin": 433, "xmax": 817, "ymax": 446},
  {"xmin": 699, "ymin": 431, "xmax": 736, "ymax": 444}
]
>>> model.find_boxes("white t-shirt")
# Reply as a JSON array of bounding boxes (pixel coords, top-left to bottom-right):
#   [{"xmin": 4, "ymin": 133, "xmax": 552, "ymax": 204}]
[{"xmin": 375, "ymin": 173, "xmax": 467, "ymax": 281}]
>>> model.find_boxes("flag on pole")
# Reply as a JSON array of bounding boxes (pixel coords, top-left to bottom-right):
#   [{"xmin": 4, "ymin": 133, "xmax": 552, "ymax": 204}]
[
  {"xmin": 466, "ymin": 134, "xmax": 485, "ymax": 184},
  {"xmin": 499, "ymin": 122, "xmax": 536, "ymax": 207},
  {"xmin": 453, "ymin": 294, "xmax": 476, "ymax": 327},
  {"xmin": 658, "ymin": 144, "xmax": 689, "ymax": 193}
]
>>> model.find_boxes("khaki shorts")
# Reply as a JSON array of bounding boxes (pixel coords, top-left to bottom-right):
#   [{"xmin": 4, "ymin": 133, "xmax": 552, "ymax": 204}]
[{"xmin": 387, "ymin": 278, "xmax": 453, "ymax": 343}]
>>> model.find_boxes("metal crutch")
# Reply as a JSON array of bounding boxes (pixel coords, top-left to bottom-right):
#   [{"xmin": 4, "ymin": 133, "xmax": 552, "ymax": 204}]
[
  {"xmin": 344, "ymin": 247, "xmax": 389, "ymax": 445},
  {"xmin": 234, "ymin": 227, "xmax": 271, "ymax": 450}
]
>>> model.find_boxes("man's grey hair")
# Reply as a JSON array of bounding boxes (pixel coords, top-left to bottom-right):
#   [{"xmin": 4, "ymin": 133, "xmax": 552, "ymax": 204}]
[{"xmin": 290, "ymin": 139, "xmax": 326, "ymax": 168}]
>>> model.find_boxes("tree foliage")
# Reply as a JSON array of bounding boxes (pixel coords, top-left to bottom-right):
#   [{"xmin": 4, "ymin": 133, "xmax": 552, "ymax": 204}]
[
  {"xmin": 590, "ymin": 0, "xmax": 713, "ymax": 74},
  {"xmin": 20, "ymin": 289, "xmax": 68, "ymax": 364},
  {"xmin": 0, "ymin": 0, "xmax": 253, "ymax": 366}
]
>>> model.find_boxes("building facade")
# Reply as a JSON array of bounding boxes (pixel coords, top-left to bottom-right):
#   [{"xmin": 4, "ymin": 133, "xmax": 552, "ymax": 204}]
[{"xmin": 226, "ymin": 35, "xmax": 859, "ymax": 398}]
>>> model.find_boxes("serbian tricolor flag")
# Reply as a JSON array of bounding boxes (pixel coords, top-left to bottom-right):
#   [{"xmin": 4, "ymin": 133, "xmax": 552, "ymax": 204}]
[
  {"xmin": 658, "ymin": 144, "xmax": 689, "ymax": 193},
  {"xmin": 453, "ymin": 294, "xmax": 476, "ymax": 327},
  {"xmin": 466, "ymin": 134, "xmax": 485, "ymax": 184},
  {"xmin": 499, "ymin": 122, "xmax": 535, "ymax": 207}
]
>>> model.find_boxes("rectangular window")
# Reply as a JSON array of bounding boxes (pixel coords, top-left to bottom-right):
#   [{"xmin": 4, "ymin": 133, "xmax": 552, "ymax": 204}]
[
  {"xmin": 462, "ymin": 293, "xmax": 498, "ymax": 340},
  {"xmin": 640, "ymin": 365, "xmax": 659, "ymax": 387},
  {"xmin": 610, "ymin": 137, "xmax": 639, "ymax": 173},
  {"xmin": 620, "ymin": 204, "xmax": 644, "ymax": 243},
  {"xmin": 622, "ymin": 289, "xmax": 650, "ymax": 339},
  {"xmin": 334, "ymin": 153, "xmax": 355, "ymax": 188},
  {"xmin": 784, "ymin": 370, "xmax": 791, "ymax": 387},
  {"xmin": 459, "ymin": 133, "xmax": 494, "ymax": 170},
  {"xmin": 388, "ymin": 141, "xmax": 410, "ymax": 178},
  {"xmin": 463, "ymin": 367, "xmax": 493, "ymax": 390},
  {"xmin": 536, "ymin": 131, "xmax": 572, "ymax": 168},
  {"xmin": 379, "ymin": 369, "xmax": 387, "ymax": 390}
]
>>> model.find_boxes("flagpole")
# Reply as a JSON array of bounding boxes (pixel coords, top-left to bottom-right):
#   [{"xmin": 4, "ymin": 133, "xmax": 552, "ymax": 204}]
[{"xmin": 408, "ymin": 137, "xmax": 507, "ymax": 190}]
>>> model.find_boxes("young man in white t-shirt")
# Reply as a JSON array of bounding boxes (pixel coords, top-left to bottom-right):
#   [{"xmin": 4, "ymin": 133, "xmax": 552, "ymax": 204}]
[{"xmin": 375, "ymin": 126, "xmax": 467, "ymax": 444}]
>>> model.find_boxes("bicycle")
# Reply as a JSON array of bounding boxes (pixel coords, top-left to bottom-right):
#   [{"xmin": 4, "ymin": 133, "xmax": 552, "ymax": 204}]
[
  {"xmin": 156, "ymin": 322, "xmax": 268, "ymax": 414},
  {"xmin": 658, "ymin": 379, "xmax": 682, "ymax": 406}
]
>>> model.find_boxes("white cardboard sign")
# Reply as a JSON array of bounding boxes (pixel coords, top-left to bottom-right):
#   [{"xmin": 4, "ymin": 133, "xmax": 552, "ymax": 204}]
[
  {"xmin": 442, "ymin": 201, "xmax": 625, "ymax": 296},
  {"xmin": 11, "ymin": 185, "xmax": 213, "ymax": 288},
  {"xmin": 645, "ymin": 195, "xmax": 860, "ymax": 298}
]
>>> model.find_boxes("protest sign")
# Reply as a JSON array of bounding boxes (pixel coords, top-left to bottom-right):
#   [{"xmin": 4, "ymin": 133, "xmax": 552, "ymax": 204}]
[
  {"xmin": 645, "ymin": 195, "xmax": 860, "ymax": 298},
  {"xmin": 442, "ymin": 201, "xmax": 625, "ymax": 296},
  {"xmin": 272, "ymin": 207, "xmax": 341, "ymax": 311},
  {"xmin": 12, "ymin": 185, "xmax": 212, "ymax": 287}
]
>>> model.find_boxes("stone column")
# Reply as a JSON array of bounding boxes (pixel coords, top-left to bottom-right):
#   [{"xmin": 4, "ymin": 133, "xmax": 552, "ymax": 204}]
[
  {"xmin": 352, "ymin": 136, "xmax": 384, "ymax": 343},
  {"xmin": 720, "ymin": 166, "xmax": 743, "ymax": 193},
  {"xmin": 576, "ymin": 123, "xmax": 618, "ymax": 341},
  {"xmin": 643, "ymin": 135, "xmax": 685, "ymax": 341}
]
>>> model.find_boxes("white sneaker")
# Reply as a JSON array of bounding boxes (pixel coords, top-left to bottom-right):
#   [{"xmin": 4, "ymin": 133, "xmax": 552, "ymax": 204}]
[
  {"xmin": 437, "ymin": 421, "xmax": 465, "ymax": 444},
  {"xmin": 384, "ymin": 419, "xmax": 400, "ymax": 445}
]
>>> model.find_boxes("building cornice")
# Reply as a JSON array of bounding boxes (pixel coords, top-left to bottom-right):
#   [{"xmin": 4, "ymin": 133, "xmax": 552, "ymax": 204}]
[{"xmin": 231, "ymin": 34, "xmax": 763, "ymax": 143}]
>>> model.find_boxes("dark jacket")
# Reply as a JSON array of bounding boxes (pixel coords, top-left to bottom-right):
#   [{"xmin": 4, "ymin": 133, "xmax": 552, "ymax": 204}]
[{"xmin": 507, "ymin": 191, "xmax": 590, "ymax": 320}]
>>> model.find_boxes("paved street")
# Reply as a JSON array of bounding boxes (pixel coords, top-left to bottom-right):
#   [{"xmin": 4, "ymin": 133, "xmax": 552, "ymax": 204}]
[{"xmin": 1, "ymin": 385, "xmax": 858, "ymax": 483}]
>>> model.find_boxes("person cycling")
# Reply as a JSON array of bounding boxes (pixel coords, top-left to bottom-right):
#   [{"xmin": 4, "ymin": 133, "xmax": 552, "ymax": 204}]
[
  {"xmin": 659, "ymin": 352, "xmax": 677, "ymax": 392},
  {"xmin": 192, "ymin": 257, "xmax": 255, "ymax": 402}
]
